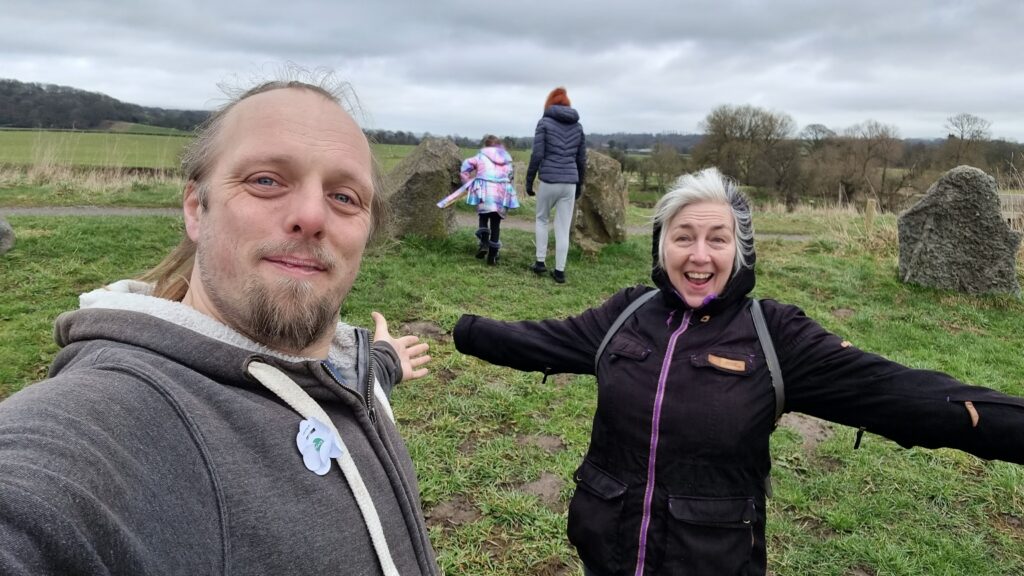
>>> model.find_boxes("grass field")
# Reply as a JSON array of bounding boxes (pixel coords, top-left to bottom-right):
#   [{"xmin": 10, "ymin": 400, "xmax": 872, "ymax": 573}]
[
  {"xmin": 0, "ymin": 130, "xmax": 529, "ymax": 174},
  {"xmin": 0, "ymin": 210, "xmax": 1022, "ymax": 575},
  {"xmin": 1, "ymin": 132, "xmax": 1023, "ymax": 574},
  {"xmin": 0, "ymin": 129, "xmax": 190, "ymax": 169},
  {"xmin": 104, "ymin": 122, "xmax": 191, "ymax": 136}
]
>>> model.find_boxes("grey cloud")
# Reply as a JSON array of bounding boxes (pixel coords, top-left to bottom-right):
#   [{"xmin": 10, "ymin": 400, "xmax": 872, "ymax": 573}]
[{"xmin": 3, "ymin": 0, "xmax": 1023, "ymax": 139}]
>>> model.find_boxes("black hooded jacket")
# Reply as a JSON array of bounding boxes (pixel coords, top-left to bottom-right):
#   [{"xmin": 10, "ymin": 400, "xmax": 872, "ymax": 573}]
[{"xmin": 453, "ymin": 222, "xmax": 1024, "ymax": 575}]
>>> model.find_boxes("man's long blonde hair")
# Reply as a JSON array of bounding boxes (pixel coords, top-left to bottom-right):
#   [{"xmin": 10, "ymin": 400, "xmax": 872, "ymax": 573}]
[{"xmin": 138, "ymin": 76, "xmax": 388, "ymax": 301}]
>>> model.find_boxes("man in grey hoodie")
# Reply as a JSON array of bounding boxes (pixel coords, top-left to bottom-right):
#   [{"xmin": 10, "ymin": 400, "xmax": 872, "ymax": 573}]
[{"xmin": 0, "ymin": 79, "xmax": 440, "ymax": 575}]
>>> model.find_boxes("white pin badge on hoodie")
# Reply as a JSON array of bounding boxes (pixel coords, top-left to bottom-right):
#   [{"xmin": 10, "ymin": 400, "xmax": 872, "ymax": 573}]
[{"xmin": 296, "ymin": 417, "xmax": 343, "ymax": 475}]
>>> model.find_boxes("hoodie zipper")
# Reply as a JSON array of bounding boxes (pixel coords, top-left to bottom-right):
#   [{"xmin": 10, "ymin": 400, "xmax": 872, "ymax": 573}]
[
  {"xmin": 320, "ymin": 329, "xmax": 377, "ymax": 424},
  {"xmin": 360, "ymin": 328, "xmax": 378, "ymax": 424},
  {"xmin": 634, "ymin": 309, "xmax": 692, "ymax": 576}
]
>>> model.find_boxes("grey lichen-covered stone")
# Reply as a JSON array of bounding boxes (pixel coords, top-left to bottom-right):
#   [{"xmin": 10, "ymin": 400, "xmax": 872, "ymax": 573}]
[
  {"xmin": 571, "ymin": 151, "xmax": 629, "ymax": 253},
  {"xmin": 898, "ymin": 165, "xmax": 1021, "ymax": 295},
  {"xmin": 0, "ymin": 218, "xmax": 14, "ymax": 255},
  {"xmin": 383, "ymin": 137, "xmax": 462, "ymax": 240}
]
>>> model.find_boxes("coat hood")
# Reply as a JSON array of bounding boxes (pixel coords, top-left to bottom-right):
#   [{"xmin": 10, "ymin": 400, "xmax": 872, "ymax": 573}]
[
  {"xmin": 480, "ymin": 146, "xmax": 512, "ymax": 165},
  {"xmin": 543, "ymin": 105, "xmax": 580, "ymax": 124},
  {"xmin": 650, "ymin": 219, "xmax": 757, "ymax": 314}
]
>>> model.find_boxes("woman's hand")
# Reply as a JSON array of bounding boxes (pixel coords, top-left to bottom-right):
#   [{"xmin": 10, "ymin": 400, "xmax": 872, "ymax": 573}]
[{"xmin": 372, "ymin": 311, "xmax": 431, "ymax": 381}]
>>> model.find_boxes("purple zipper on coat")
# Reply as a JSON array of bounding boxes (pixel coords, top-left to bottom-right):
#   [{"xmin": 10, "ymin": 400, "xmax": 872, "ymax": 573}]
[{"xmin": 634, "ymin": 309, "xmax": 692, "ymax": 576}]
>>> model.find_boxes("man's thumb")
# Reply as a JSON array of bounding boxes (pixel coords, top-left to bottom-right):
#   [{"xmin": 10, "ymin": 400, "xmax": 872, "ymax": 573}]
[{"xmin": 371, "ymin": 311, "xmax": 388, "ymax": 339}]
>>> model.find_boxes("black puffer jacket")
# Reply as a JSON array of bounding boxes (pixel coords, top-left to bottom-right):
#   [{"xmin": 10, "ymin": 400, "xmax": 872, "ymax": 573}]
[
  {"xmin": 453, "ymin": 226, "xmax": 1024, "ymax": 575},
  {"xmin": 526, "ymin": 105, "xmax": 586, "ymax": 188}
]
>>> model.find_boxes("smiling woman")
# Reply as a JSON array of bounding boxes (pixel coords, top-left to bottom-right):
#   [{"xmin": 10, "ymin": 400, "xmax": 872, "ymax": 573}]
[{"xmin": 452, "ymin": 166, "xmax": 1024, "ymax": 576}]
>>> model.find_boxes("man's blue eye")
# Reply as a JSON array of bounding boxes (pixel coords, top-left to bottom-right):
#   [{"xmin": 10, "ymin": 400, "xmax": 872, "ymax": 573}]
[
  {"xmin": 333, "ymin": 193, "xmax": 352, "ymax": 204},
  {"xmin": 255, "ymin": 176, "xmax": 276, "ymax": 186}
]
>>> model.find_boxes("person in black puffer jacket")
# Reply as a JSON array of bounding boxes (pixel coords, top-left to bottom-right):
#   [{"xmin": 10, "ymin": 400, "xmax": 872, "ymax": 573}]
[
  {"xmin": 454, "ymin": 167, "xmax": 1024, "ymax": 576},
  {"xmin": 525, "ymin": 87, "xmax": 586, "ymax": 284}
]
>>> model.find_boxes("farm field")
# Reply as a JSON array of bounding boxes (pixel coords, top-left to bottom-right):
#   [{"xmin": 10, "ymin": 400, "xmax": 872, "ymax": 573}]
[
  {"xmin": 1, "ymin": 131, "xmax": 1023, "ymax": 575},
  {"xmin": 0, "ymin": 128, "xmax": 190, "ymax": 169},
  {"xmin": 0, "ymin": 129, "xmax": 528, "ymax": 173}
]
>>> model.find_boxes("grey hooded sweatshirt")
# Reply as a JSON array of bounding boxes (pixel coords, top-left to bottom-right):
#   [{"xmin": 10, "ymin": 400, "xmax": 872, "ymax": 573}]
[{"xmin": 0, "ymin": 281, "xmax": 439, "ymax": 575}]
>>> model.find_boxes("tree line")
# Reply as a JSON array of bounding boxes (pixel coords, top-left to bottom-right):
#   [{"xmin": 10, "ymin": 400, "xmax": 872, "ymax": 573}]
[
  {"xmin": 0, "ymin": 79, "xmax": 207, "ymax": 132},
  {"xmin": 615, "ymin": 104, "xmax": 1024, "ymax": 212},
  {"xmin": 5, "ymin": 78, "xmax": 1022, "ymax": 211}
]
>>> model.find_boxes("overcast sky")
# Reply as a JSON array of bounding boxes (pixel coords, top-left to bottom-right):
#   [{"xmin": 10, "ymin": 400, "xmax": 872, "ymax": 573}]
[{"xmin": 4, "ymin": 0, "xmax": 1023, "ymax": 141}]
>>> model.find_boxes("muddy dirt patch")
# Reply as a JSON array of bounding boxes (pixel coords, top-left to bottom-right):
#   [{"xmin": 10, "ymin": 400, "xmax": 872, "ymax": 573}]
[
  {"xmin": 519, "ymin": 471, "xmax": 566, "ymax": 511},
  {"xmin": 780, "ymin": 413, "xmax": 834, "ymax": 453},
  {"xmin": 516, "ymin": 434, "xmax": 566, "ymax": 454},
  {"xmin": 831, "ymin": 308, "xmax": 855, "ymax": 319},
  {"xmin": 797, "ymin": 515, "xmax": 837, "ymax": 539},
  {"xmin": 425, "ymin": 494, "xmax": 481, "ymax": 528},
  {"xmin": 400, "ymin": 320, "xmax": 449, "ymax": 343}
]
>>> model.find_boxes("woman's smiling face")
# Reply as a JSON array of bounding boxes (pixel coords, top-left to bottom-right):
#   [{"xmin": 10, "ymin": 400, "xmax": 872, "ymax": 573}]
[{"xmin": 662, "ymin": 201, "xmax": 736, "ymax": 308}]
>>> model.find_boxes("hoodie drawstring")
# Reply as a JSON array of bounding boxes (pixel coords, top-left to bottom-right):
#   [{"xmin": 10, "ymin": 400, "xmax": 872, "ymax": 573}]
[{"xmin": 247, "ymin": 361, "xmax": 399, "ymax": 576}]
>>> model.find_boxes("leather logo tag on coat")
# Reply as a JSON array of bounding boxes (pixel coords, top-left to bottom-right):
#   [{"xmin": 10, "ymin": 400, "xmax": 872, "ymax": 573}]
[{"xmin": 707, "ymin": 354, "xmax": 747, "ymax": 373}]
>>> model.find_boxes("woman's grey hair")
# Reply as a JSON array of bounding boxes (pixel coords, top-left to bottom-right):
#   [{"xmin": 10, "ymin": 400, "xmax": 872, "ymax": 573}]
[{"xmin": 652, "ymin": 167, "xmax": 754, "ymax": 275}]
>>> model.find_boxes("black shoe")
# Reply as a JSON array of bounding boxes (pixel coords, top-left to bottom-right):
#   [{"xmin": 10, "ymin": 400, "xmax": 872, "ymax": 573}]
[
  {"xmin": 476, "ymin": 244, "xmax": 487, "ymax": 259},
  {"xmin": 529, "ymin": 261, "xmax": 547, "ymax": 275},
  {"xmin": 551, "ymin": 269, "xmax": 566, "ymax": 284}
]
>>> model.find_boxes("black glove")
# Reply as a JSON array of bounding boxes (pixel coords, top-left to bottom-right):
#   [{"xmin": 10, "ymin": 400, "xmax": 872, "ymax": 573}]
[
  {"xmin": 574, "ymin": 183, "xmax": 583, "ymax": 199},
  {"xmin": 526, "ymin": 185, "xmax": 535, "ymax": 197}
]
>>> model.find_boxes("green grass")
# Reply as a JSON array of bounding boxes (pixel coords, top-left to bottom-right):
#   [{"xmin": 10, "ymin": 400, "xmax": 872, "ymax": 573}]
[
  {"xmin": 0, "ymin": 130, "xmax": 190, "ymax": 169},
  {"xmin": 0, "ymin": 132, "xmax": 528, "ymax": 175},
  {"xmin": 0, "ymin": 180, "xmax": 183, "ymax": 207},
  {"xmin": 2, "ymin": 212, "xmax": 1021, "ymax": 575},
  {"xmin": 104, "ymin": 122, "xmax": 191, "ymax": 136},
  {"xmin": 0, "ymin": 216, "xmax": 185, "ymax": 393}
]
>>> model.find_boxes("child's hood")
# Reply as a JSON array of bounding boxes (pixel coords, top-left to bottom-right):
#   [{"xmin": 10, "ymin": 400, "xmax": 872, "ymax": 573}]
[{"xmin": 481, "ymin": 146, "xmax": 511, "ymax": 165}]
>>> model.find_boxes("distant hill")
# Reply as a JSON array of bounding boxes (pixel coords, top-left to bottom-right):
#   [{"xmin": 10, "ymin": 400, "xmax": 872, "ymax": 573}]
[{"xmin": 0, "ymin": 79, "xmax": 209, "ymax": 131}]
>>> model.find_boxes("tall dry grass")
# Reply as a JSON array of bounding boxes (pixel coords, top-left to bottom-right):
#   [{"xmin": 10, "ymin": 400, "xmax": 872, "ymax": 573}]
[{"xmin": 1, "ymin": 151, "xmax": 181, "ymax": 199}]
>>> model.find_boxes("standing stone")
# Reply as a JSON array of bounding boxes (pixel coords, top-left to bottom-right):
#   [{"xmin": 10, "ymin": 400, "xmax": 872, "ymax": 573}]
[
  {"xmin": 384, "ymin": 137, "xmax": 462, "ymax": 239},
  {"xmin": 571, "ymin": 151, "xmax": 629, "ymax": 253},
  {"xmin": 0, "ymin": 218, "xmax": 14, "ymax": 255},
  {"xmin": 898, "ymin": 165, "xmax": 1021, "ymax": 295}
]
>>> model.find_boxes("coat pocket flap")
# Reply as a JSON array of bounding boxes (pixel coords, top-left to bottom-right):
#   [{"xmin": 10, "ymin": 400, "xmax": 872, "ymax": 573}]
[
  {"xmin": 607, "ymin": 334, "xmax": 650, "ymax": 362},
  {"xmin": 574, "ymin": 460, "xmax": 627, "ymax": 500},
  {"xmin": 668, "ymin": 496, "xmax": 755, "ymax": 525}
]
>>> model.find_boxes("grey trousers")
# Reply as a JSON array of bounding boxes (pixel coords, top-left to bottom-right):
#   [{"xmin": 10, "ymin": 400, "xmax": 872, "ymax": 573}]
[{"xmin": 534, "ymin": 180, "xmax": 576, "ymax": 271}]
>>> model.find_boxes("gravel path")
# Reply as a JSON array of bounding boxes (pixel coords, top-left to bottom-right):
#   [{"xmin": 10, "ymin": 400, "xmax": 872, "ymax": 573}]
[{"xmin": 0, "ymin": 206, "xmax": 810, "ymax": 241}]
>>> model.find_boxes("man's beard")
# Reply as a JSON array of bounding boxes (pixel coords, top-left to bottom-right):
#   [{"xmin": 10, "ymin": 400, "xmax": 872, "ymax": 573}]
[
  {"xmin": 240, "ymin": 275, "xmax": 340, "ymax": 353},
  {"xmin": 197, "ymin": 239, "xmax": 344, "ymax": 355}
]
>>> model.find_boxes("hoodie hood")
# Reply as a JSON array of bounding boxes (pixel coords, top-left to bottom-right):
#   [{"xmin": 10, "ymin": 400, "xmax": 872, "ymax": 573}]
[
  {"xmin": 543, "ymin": 105, "xmax": 580, "ymax": 125},
  {"xmin": 650, "ymin": 220, "xmax": 757, "ymax": 314},
  {"xmin": 51, "ymin": 280, "xmax": 365, "ymax": 393},
  {"xmin": 480, "ymin": 146, "xmax": 511, "ymax": 165}
]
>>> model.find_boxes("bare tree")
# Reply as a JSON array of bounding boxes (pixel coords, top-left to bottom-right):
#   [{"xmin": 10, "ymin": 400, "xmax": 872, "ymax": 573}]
[
  {"xmin": 650, "ymin": 142, "xmax": 685, "ymax": 192},
  {"xmin": 693, "ymin": 104, "xmax": 795, "ymax": 184},
  {"xmin": 945, "ymin": 112, "xmax": 991, "ymax": 164},
  {"xmin": 839, "ymin": 120, "xmax": 903, "ymax": 209}
]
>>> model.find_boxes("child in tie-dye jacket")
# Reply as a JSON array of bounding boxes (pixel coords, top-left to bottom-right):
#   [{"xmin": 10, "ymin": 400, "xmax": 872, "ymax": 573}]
[{"xmin": 460, "ymin": 135, "xmax": 519, "ymax": 265}]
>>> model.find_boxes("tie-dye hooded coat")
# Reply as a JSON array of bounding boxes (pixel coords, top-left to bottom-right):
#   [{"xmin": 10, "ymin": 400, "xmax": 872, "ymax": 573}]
[{"xmin": 460, "ymin": 146, "xmax": 519, "ymax": 217}]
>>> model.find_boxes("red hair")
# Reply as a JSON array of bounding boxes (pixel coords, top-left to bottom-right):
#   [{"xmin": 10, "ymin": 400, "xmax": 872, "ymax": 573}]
[{"xmin": 545, "ymin": 87, "xmax": 571, "ymax": 108}]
